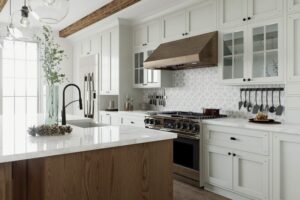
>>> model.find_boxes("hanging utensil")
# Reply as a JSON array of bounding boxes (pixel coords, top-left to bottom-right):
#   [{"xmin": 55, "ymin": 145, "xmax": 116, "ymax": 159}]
[
  {"xmin": 269, "ymin": 89, "xmax": 276, "ymax": 113},
  {"xmin": 259, "ymin": 90, "xmax": 264, "ymax": 112},
  {"xmin": 276, "ymin": 90, "xmax": 284, "ymax": 116},
  {"xmin": 239, "ymin": 90, "xmax": 243, "ymax": 110},
  {"xmin": 252, "ymin": 89, "xmax": 260, "ymax": 114},
  {"xmin": 247, "ymin": 90, "xmax": 252, "ymax": 112},
  {"xmin": 265, "ymin": 90, "xmax": 269, "ymax": 112},
  {"xmin": 243, "ymin": 90, "xmax": 248, "ymax": 108}
]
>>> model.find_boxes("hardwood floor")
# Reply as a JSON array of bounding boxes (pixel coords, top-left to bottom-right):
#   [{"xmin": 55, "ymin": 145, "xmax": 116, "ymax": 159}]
[{"xmin": 173, "ymin": 180, "xmax": 230, "ymax": 200}]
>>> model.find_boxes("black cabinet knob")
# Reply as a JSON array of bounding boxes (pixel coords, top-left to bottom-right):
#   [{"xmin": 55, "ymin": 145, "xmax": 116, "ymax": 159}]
[
  {"xmin": 233, "ymin": 153, "xmax": 236, "ymax": 157},
  {"xmin": 243, "ymin": 78, "xmax": 246, "ymax": 82},
  {"xmin": 230, "ymin": 137, "xmax": 237, "ymax": 141},
  {"xmin": 247, "ymin": 78, "xmax": 251, "ymax": 81},
  {"xmin": 248, "ymin": 17, "xmax": 251, "ymax": 20},
  {"xmin": 131, "ymin": 121, "xmax": 135, "ymax": 124},
  {"xmin": 182, "ymin": 33, "xmax": 185, "ymax": 36},
  {"xmin": 228, "ymin": 152, "xmax": 231, "ymax": 156},
  {"xmin": 243, "ymin": 18, "xmax": 246, "ymax": 21}
]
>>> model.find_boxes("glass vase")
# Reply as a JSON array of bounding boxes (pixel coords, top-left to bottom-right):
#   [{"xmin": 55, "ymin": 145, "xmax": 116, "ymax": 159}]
[{"xmin": 45, "ymin": 85, "xmax": 59, "ymax": 125}]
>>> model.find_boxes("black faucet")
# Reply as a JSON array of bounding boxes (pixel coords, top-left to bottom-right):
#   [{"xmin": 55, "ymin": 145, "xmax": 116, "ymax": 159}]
[{"xmin": 61, "ymin": 84, "xmax": 83, "ymax": 125}]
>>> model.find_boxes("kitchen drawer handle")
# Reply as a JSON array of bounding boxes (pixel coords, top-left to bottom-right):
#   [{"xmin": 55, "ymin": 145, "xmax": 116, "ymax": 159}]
[
  {"xmin": 228, "ymin": 152, "xmax": 231, "ymax": 156},
  {"xmin": 233, "ymin": 153, "xmax": 236, "ymax": 157},
  {"xmin": 230, "ymin": 137, "xmax": 237, "ymax": 141},
  {"xmin": 131, "ymin": 121, "xmax": 135, "ymax": 124},
  {"xmin": 106, "ymin": 114, "xmax": 110, "ymax": 116}
]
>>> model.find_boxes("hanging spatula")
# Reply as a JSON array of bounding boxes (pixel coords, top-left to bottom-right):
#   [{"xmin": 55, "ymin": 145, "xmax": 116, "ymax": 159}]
[
  {"xmin": 276, "ymin": 90, "xmax": 284, "ymax": 116},
  {"xmin": 239, "ymin": 90, "xmax": 243, "ymax": 110},
  {"xmin": 252, "ymin": 89, "xmax": 260, "ymax": 114}
]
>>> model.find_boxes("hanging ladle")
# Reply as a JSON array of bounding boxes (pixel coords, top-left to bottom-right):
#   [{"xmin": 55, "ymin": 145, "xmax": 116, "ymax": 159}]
[
  {"xmin": 260, "ymin": 90, "xmax": 264, "ymax": 112},
  {"xmin": 265, "ymin": 90, "xmax": 269, "ymax": 112},
  {"xmin": 239, "ymin": 90, "xmax": 243, "ymax": 110},
  {"xmin": 252, "ymin": 89, "xmax": 260, "ymax": 114},
  {"xmin": 247, "ymin": 90, "xmax": 252, "ymax": 112},
  {"xmin": 269, "ymin": 89, "xmax": 276, "ymax": 113},
  {"xmin": 276, "ymin": 90, "xmax": 284, "ymax": 116},
  {"xmin": 244, "ymin": 90, "xmax": 248, "ymax": 108}
]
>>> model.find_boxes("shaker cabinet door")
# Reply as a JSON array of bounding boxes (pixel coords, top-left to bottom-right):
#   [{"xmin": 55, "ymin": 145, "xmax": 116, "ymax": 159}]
[
  {"xmin": 110, "ymin": 27, "xmax": 119, "ymax": 94},
  {"xmin": 247, "ymin": 0, "xmax": 282, "ymax": 22},
  {"xmin": 273, "ymin": 133, "xmax": 300, "ymax": 200},
  {"xmin": 100, "ymin": 31, "xmax": 111, "ymax": 94},
  {"xmin": 133, "ymin": 25, "xmax": 148, "ymax": 48},
  {"xmin": 219, "ymin": 0, "xmax": 247, "ymax": 28},
  {"xmin": 204, "ymin": 145, "xmax": 233, "ymax": 190},
  {"xmin": 162, "ymin": 11, "xmax": 186, "ymax": 42},
  {"xmin": 233, "ymin": 151, "xmax": 269, "ymax": 200},
  {"xmin": 288, "ymin": 0, "xmax": 300, "ymax": 13}
]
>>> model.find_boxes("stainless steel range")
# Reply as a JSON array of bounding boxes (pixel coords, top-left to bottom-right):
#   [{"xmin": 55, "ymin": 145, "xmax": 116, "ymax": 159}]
[{"xmin": 144, "ymin": 111, "xmax": 226, "ymax": 187}]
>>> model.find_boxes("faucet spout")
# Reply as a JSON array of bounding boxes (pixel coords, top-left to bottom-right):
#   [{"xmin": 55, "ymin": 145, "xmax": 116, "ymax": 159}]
[{"xmin": 61, "ymin": 83, "xmax": 83, "ymax": 125}]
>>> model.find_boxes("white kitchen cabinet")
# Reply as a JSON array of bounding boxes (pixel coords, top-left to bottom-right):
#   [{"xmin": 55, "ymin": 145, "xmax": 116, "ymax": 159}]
[
  {"xmin": 162, "ymin": 0, "xmax": 217, "ymax": 42},
  {"xmin": 205, "ymin": 145, "xmax": 233, "ymax": 190},
  {"xmin": 233, "ymin": 150, "xmax": 269, "ymax": 200},
  {"xmin": 219, "ymin": 0, "xmax": 283, "ymax": 29},
  {"xmin": 288, "ymin": 0, "xmax": 300, "ymax": 13},
  {"xmin": 287, "ymin": 13, "xmax": 300, "ymax": 82},
  {"xmin": 99, "ymin": 112, "xmax": 111, "ymax": 125},
  {"xmin": 273, "ymin": 133, "xmax": 300, "ymax": 200},
  {"xmin": 204, "ymin": 125, "xmax": 270, "ymax": 200},
  {"xmin": 81, "ymin": 35, "xmax": 100, "ymax": 56},
  {"xmin": 120, "ymin": 115, "xmax": 145, "ymax": 127},
  {"xmin": 220, "ymin": 19, "xmax": 283, "ymax": 85},
  {"xmin": 99, "ymin": 112, "xmax": 121, "ymax": 125},
  {"xmin": 133, "ymin": 46, "xmax": 172, "ymax": 88},
  {"xmin": 133, "ymin": 19, "xmax": 161, "ymax": 48},
  {"xmin": 99, "ymin": 27, "xmax": 119, "ymax": 95}
]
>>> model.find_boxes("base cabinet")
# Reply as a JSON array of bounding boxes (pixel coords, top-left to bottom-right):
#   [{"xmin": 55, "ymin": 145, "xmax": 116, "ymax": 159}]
[{"xmin": 273, "ymin": 133, "xmax": 300, "ymax": 200}]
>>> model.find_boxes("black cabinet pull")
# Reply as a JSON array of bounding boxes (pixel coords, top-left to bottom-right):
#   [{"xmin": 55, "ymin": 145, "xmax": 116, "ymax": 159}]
[
  {"xmin": 230, "ymin": 137, "xmax": 237, "ymax": 141},
  {"xmin": 243, "ymin": 78, "xmax": 246, "ymax": 82},
  {"xmin": 131, "ymin": 121, "xmax": 135, "ymax": 124},
  {"xmin": 182, "ymin": 33, "xmax": 185, "ymax": 36},
  {"xmin": 248, "ymin": 17, "xmax": 251, "ymax": 20},
  {"xmin": 248, "ymin": 78, "xmax": 251, "ymax": 81},
  {"xmin": 228, "ymin": 152, "xmax": 231, "ymax": 156},
  {"xmin": 243, "ymin": 18, "xmax": 246, "ymax": 21},
  {"xmin": 233, "ymin": 153, "xmax": 236, "ymax": 157}
]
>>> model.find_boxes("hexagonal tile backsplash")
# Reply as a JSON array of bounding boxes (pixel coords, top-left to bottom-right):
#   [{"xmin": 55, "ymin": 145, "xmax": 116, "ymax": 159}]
[{"xmin": 143, "ymin": 67, "xmax": 284, "ymax": 120}]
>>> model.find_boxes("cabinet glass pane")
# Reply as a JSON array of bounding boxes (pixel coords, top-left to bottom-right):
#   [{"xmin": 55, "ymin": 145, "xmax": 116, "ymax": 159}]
[
  {"xmin": 139, "ymin": 69, "xmax": 144, "ymax": 83},
  {"xmin": 153, "ymin": 70, "xmax": 159, "ymax": 83},
  {"xmin": 253, "ymin": 52, "xmax": 264, "ymax": 78},
  {"xmin": 234, "ymin": 55, "xmax": 243, "ymax": 78},
  {"xmin": 135, "ymin": 69, "xmax": 139, "ymax": 84},
  {"xmin": 253, "ymin": 27, "xmax": 264, "ymax": 52},
  {"xmin": 134, "ymin": 53, "xmax": 139, "ymax": 69},
  {"xmin": 223, "ymin": 33, "xmax": 233, "ymax": 56},
  {"xmin": 139, "ymin": 53, "xmax": 144, "ymax": 68},
  {"xmin": 266, "ymin": 24, "xmax": 278, "ymax": 50},
  {"xmin": 147, "ymin": 69, "xmax": 153, "ymax": 83},
  {"xmin": 234, "ymin": 31, "xmax": 243, "ymax": 54},
  {"xmin": 223, "ymin": 57, "xmax": 232, "ymax": 79},
  {"xmin": 266, "ymin": 51, "xmax": 278, "ymax": 77}
]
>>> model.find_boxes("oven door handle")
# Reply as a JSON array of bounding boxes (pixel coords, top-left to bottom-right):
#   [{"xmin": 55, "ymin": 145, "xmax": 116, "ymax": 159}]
[{"xmin": 177, "ymin": 133, "xmax": 200, "ymax": 140}]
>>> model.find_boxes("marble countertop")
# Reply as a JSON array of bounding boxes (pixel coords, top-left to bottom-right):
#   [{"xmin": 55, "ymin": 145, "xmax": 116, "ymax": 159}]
[
  {"xmin": 202, "ymin": 118, "xmax": 300, "ymax": 135},
  {"xmin": 0, "ymin": 114, "xmax": 177, "ymax": 163}
]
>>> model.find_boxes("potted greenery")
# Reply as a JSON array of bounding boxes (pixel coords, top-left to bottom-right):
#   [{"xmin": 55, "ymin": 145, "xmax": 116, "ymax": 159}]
[{"xmin": 36, "ymin": 26, "xmax": 67, "ymax": 124}]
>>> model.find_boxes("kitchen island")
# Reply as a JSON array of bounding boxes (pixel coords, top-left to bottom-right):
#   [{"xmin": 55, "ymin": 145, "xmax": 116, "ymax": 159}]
[{"xmin": 0, "ymin": 115, "xmax": 176, "ymax": 200}]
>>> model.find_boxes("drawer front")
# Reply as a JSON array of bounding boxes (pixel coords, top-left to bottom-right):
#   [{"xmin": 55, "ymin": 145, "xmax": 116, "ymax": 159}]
[
  {"xmin": 122, "ymin": 116, "xmax": 145, "ymax": 128},
  {"xmin": 100, "ymin": 114, "xmax": 111, "ymax": 125},
  {"xmin": 204, "ymin": 125, "xmax": 269, "ymax": 155}
]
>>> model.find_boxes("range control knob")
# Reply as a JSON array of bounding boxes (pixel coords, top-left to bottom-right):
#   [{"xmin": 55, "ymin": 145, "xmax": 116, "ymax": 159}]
[
  {"xmin": 192, "ymin": 124, "xmax": 200, "ymax": 132},
  {"xmin": 149, "ymin": 119, "xmax": 155, "ymax": 124},
  {"xmin": 187, "ymin": 124, "xmax": 193, "ymax": 131},
  {"xmin": 154, "ymin": 120, "xmax": 160, "ymax": 125},
  {"xmin": 181, "ymin": 123, "xmax": 188, "ymax": 130},
  {"xmin": 144, "ymin": 119, "xmax": 150, "ymax": 124},
  {"xmin": 175, "ymin": 122, "xmax": 181, "ymax": 129}
]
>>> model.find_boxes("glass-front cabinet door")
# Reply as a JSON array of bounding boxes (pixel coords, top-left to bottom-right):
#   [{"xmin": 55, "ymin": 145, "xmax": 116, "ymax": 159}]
[
  {"xmin": 133, "ymin": 47, "xmax": 162, "ymax": 88},
  {"xmin": 249, "ymin": 21, "xmax": 282, "ymax": 82},
  {"xmin": 222, "ymin": 30, "xmax": 245, "ymax": 83}
]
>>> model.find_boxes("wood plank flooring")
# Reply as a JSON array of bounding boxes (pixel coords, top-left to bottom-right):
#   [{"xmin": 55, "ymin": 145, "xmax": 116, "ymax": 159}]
[{"xmin": 173, "ymin": 180, "xmax": 230, "ymax": 200}]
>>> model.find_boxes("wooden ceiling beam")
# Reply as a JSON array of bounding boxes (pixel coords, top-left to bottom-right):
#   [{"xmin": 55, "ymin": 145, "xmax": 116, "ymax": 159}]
[
  {"xmin": 0, "ymin": 0, "xmax": 7, "ymax": 12},
  {"xmin": 59, "ymin": 0, "xmax": 141, "ymax": 38}
]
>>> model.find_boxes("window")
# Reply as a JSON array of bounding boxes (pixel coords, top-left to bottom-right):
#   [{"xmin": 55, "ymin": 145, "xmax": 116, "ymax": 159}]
[{"xmin": 1, "ymin": 40, "xmax": 40, "ymax": 115}]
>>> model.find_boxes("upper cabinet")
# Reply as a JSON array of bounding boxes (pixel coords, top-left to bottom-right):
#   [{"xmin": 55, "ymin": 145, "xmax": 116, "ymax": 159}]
[
  {"xmin": 99, "ymin": 27, "xmax": 119, "ymax": 95},
  {"xmin": 81, "ymin": 34, "xmax": 100, "ymax": 56},
  {"xmin": 162, "ymin": 0, "xmax": 217, "ymax": 42},
  {"xmin": 133, "ymin": 19, "xmax": 161, "ymax": 48},
  {"xmin": 287, "ymin": 13, "xmax": 300, "ymax": 82},
  {"xmin": 133, "ymin": 45, "xmax": 172, "ymax": 88},
  {"xmin": 221, "ymin": 18, "xmax": 283, "ymax": 85},
  {"xmin": 288, "ymin": 0, "xmax": 300, "ymax": 14},
  {"xmin": 219, "ymin": 0, "xmax": 283, "ymax": 29}
]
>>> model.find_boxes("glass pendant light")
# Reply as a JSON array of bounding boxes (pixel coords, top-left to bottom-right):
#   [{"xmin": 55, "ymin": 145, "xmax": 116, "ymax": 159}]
[
  {"xmin": 20, "ymin": 4, "xmax": 30, "ymax": 28},
  {"xmin": 7, "ymin": 0, "xmax": 24, "ymax": 39},
  {"xmin": 28, "ymin": 0, "xmax": 70, "ymax": 24}
]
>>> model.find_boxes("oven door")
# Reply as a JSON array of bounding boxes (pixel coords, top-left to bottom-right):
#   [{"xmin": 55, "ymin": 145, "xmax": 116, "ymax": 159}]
[{"xmin": 173, "ymin": 135, "xmax": 199, "ymax": 170}]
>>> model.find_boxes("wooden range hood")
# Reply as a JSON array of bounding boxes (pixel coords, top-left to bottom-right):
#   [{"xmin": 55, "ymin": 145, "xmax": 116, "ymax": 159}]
[{"xmin": 144, "ymin": 31, "xmax": 218, "ymax": 70}]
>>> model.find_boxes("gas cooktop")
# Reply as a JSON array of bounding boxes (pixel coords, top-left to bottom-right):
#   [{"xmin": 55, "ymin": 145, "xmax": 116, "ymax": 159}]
[{"xmin": 148, "ymin": 111, "xmax": 227, "ymax": 120}]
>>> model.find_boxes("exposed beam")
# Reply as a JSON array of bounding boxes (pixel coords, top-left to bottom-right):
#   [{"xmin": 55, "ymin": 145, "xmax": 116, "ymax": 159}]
[
  {"xmin": 0, "ymin": 0, "xmax": 7, "ymax": 12},
  {"xmin": 59, "ymin": 0, "xmax": 141, "ymax": 38}
]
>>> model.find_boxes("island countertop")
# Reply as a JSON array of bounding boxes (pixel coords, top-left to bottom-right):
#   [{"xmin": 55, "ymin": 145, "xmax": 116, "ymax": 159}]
[{"xmin": 0, "ymin": 114, "xmax": 177, "ymax": 164}]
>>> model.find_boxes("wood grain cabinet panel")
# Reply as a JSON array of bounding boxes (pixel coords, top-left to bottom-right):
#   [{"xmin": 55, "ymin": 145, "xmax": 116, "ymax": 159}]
[{"xmin": 10, "ymin": 140, "xmax": 173, "ymax": 200}]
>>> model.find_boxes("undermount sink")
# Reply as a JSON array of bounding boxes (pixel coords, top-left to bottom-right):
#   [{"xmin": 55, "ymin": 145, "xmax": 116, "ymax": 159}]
[{"xmin": 67, "ymin": 119, "xmax": 105, "ymax": 128}]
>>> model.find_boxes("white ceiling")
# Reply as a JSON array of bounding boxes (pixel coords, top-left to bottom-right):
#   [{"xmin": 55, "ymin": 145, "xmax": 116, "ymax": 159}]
[{"xmin": 0, "ymin": 0, "xmax": 198, "ymax": 34}]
